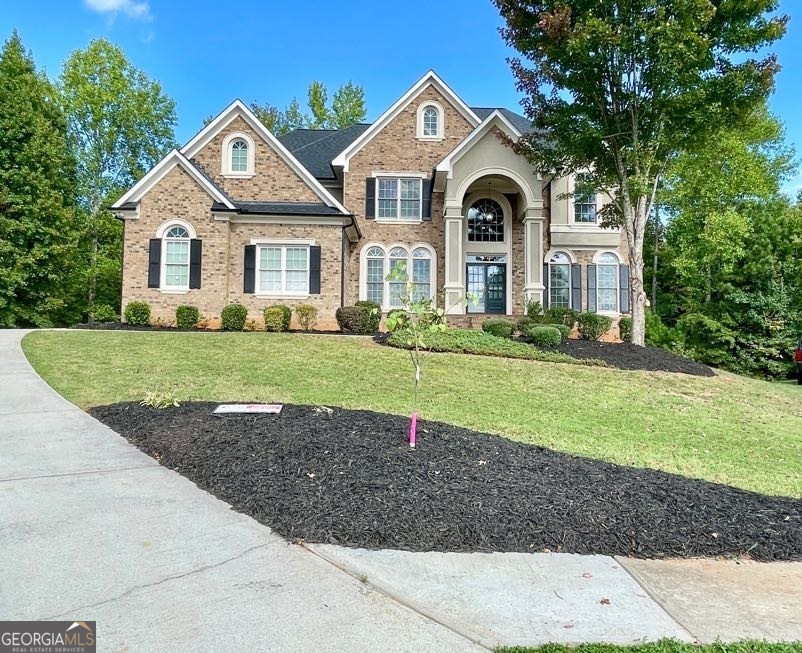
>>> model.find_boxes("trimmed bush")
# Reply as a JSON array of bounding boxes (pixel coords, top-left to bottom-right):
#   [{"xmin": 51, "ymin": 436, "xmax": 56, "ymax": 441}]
[
  {"xmin": 529, "ymin": 325, "xmax": 563, "ymax": 348},
  {"xmin": 516, "ymin": 315, "xmax": 540, "ymax": 334},
  {"xmin": 92, "ymin": 303, "xmax": 118, "ymax": 323},
  {"xmin": 295, "ymin": 304, "xmax": 318, "ymax": 332},
  {"xmin": 618, "ymin": 315, "xmax": 633, "ymax": 342},
  {"xmin": 336, "ymin": 306, "xmax": 371, "ymax": 334},
  {"xmin": 175, "ymin": 305, "xmax": 200, "ymax": 329},
  {"xmin": 387, "ymin": 327, "xmax": 604, "ymax": 366},
  {"xmin": 554, "ymin": 323, "xmax": 571, "ymax": 341},
  {"xmin": 354, "ymin": 300, "xmax": 382, "ymax": 332},
  {"xmin": 263, "ymin": 304, "xmax": 291, "ymax": 332},
  {"xmin": 124, "ymin": 301, "xmax": 151, "ymax": 326},
  {"xmin": 482, "ymin": 318, "xmax": 516, "ymax": 339},
  {"xmin": 543, "ymin": 307, "xmax": 578, "ymax": 327},
  {"xmin": 577, "ymin": 312, "xmax": 613, "ymax": 341},
  {"xmin": 525, "ymin": 299, "xmax": 543, "ymax": 318},
  {"xmin": 221, "ymin": 303, "xmax": 248, "ymax": 331}
]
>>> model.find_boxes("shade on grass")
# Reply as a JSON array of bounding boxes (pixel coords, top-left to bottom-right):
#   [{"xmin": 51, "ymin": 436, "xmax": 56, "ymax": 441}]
[
  {"xmin": 496, "ymin": 640, "xmax": 802, "ymax": 653},
  {"xmin": 22, "ymin": 331, "xmax": 802, "ymax": 498}
]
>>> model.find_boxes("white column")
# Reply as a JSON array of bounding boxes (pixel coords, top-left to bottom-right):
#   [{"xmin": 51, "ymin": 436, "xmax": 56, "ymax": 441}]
[
  {"xmin": 443, "ymin": 202, "xmax": 464, "ymax": 315},
  {"xmin": 523, "ymin": 204, "xmax": 545, "ymax": 306}
]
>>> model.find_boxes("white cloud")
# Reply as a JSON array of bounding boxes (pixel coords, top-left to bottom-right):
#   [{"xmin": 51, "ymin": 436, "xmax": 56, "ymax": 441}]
[{"xmin": 84, "ymin": 0, "xmax": 152, "ymax": 21}]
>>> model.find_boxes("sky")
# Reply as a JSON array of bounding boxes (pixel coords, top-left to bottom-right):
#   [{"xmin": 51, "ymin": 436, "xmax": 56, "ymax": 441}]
[{"xmin": 2, "ymin": 0, "xmax": 801, "ymax": 193}]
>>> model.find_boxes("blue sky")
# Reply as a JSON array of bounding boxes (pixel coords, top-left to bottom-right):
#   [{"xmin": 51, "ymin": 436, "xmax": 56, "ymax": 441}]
[{"xmin": 3, "ymin": 0, "xmax": 800, "ymax": 192}]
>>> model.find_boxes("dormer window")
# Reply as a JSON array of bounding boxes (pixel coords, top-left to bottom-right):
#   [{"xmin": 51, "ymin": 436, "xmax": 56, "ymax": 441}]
[
  {"xmin": 221, "ymin": 132, "xmax": 255, "ymax": 177},
  {"xmin": 416, "ymin": 101, "xmax": 444, "ymax": 140}
]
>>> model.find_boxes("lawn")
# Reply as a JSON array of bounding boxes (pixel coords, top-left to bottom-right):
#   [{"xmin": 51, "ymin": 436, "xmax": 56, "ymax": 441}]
[
  {"xmin": 22, "ymin": 330, "xmax": 802, "ymax": 498},
  {"xmin": 497, "ymin": 642, "xmax": 802, "ymax": 653}
]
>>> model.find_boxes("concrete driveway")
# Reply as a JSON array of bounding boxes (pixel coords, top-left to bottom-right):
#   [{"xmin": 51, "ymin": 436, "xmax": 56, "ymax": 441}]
[{"xmin": 3, "ymin": 329, "xmax": 801, "ymax": 651}]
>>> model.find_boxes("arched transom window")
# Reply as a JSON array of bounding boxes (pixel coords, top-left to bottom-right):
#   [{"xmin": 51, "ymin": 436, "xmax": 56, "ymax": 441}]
[
  {"xmin": 467, "ymin": 198, "xmax": 504, "ymax": 242},
  {"xmin": 222, "ymin": 132, "xmax": 254, "ymax": 176},
  {"xmin": 362, "ymin": 244, "xmax": 436, "ymax": 310},
  {"xmin": 163, "ymin": 225, "xmax": 190, "ymax": 289},
  {"xmin": 230, "ymin": 139, "xmax": 248, "ymax": 173},
  {"xmin": 548, "ymin": 251, "xmax": 572, "ymax": 308},
  {"xmin": 417, "ymin": 102, "xmax": 444, "ymax": 139},
  {"xmin": 596, "ymin": 252, "xmax": 620, "ymax": 312}
]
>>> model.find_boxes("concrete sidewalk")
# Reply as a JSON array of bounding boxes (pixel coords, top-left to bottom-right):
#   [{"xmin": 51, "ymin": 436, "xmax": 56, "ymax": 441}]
[{"xmin": 3, "ymin": 329, "xmax": 801, "ymax": 650}]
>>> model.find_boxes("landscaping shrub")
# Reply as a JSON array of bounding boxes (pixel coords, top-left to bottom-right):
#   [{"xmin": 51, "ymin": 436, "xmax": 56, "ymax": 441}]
[
  {"xmin": 354, "ymin": 300, "xmax": 382, "ymax": 332},
  {"xmin": 554, "ymin": 323, "xmax": 571, "ymax": 341},
  {"xmin": 175, "ymin": 305, "xmax": 200, "ymax": 329},
  {"xmin": 295, "ymin": 304, "xmax": 318, "ymax": 332},
  {"xmin": 577, "ymin": 312, "xmax": 613, "ymax": 341},
  {"xmin": 124, "ymin": 301, "xmax": 151, "ymax": 326},
  {"xmin": 618, "ymin": 315, "xmax": 633, "ymax": 342},
  {"xmin": 543, "ymin": 307, "xmax": 578, "ymax": 327},
  {"xmin": 525, "ymin": 299, "xmax": 543, "ymax": 318},
  {"xmin": 529, "ymin": 325, "xmax": 563, "ymax": 348},
  {"xmin": 482, "ymin": 318, "xmax": 516, "ymax": 339},
  {"xmin": 387, "ymin": 327, "xmax": 605, "ymax": 366},
  {"xmin": 516, "ymin": 315, "xmax": 540, "ymax": 334},
  {"xmin": 221, "ymin": 303, "xmax": 248, "ymax": 331},
  {"xmin": 92, "ymin": 304, "xmax": 118, "ymax": 323},
  {"xmin": 337, "ymin": 303, "xmax": 381, "ymax": 334},
  {"xmin": 263, "ymin": 305, "xmax": 291, "ymax": 332}
]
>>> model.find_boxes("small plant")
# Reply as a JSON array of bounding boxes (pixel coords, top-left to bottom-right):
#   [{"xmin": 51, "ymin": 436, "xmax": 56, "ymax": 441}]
[
  {"xmin": 152, "ymin": 316, "xmax": 174, "ymax": 328},
  {"xmin": 516, "ymin": 315, "xmax": 539, "ymax": 334},
  {"xmin": 92, "ymin": 303, "xmax": 118, "ymax": 323},
  {"xmin": 482, "ymin": 318, "xmax": 516, "ymax": 339},
  {"xmin": 264, "ymin": 304, "xmax": 291, "ymax": 332},
  {"xmin": 198, "ymin": 317, "xmax": 210, "ymax": 329},
  {"xmin": 175, "ymin": 305, "xmax": 200, "ymax": 329},
  {"xmin": 140, "ymin": 389, "xmax": 180, "ymax": 409},
  {"xmin": 577, "ymin": 312, "xmax": 613, "ymax": 341},
  {"xmin": 355, "ymin": 300, "xmax": 382, "ymax": 332},
  {"xmin": 124, "ymin": 301, "xmax": 151, "ymax": 326},
  {"xmin": 221, "ymin": 303, "xmax": 248, "ymax": 331},
  {"xmin": 554, "ymin": 323, "xmax": 571, "ymax": 341},
  {"xmin": 618, "ymin": 315, "xmax": 633, "ymax": 342},
  {"xmin": 543, "ymin": 307, "xmax": 578, "ymax": 327},
  {"xmin": 244, "ymin": 319, "xmax": 259, "ymax": 332},
  {"xmin": 529, "ymin": 325, "xmax": 563, "ymax": 348},
  {"xmin": 525, "ymin": 299, "xmax": 543, "ymax": 318},
  {"xmin": 295, "ymin": 304, "xmax": 318, "ymax": 332}
]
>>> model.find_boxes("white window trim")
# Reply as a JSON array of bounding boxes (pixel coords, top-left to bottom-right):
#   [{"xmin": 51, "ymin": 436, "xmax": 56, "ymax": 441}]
[
  {"xmin": 221, "ymin": 131, "xmax": 256, "ymax": 179},
  {"xmin": 374, "ymin": 177, "xmax": 424, "ymax": 224},
  {"xmin": 416, "ymin": 101, "xmax": 444, "ymax": 141},
  {"xmin": 253, "ymin": 241, "xmax": 315, "ymax": 298},
  {"xmin": 593, "ymin": 249, "xmax": 622, "ymax": 315},
  {"xmin": 157, "ymin": 219, "xmax": 196, "ymax": 294},
  {"xmin": 546, "ymin": 250, "xmax": 574, "ymax": 309},
  {"xmin": 569, "ymin": 172, "xmax": 602, "ymax": 226},
  {"xmin": 359, "ymin": 242, "xmax": 437, "ymax": 311}
]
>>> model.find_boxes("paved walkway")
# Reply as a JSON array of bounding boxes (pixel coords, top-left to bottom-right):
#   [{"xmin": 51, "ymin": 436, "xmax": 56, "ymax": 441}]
[{"xmin": 2, "ymin": 329, "xmax": 800, "ymax": 651}]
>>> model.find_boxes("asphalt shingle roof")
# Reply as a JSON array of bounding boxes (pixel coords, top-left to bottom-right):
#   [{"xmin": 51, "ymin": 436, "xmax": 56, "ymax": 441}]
[
  {"xmin": 470, "ymin": 107, "xmax": 532, "ymax": 134},
  {"xmin": 234, "ymin": 201, "xmax": 343, "ymax": 216},
  {"xmin": 278, "ymin": 123, "xmax": 371, "ymax": 180}
]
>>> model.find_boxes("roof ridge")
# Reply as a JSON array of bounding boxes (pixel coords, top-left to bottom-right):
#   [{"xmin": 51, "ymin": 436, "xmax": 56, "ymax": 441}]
[{"xmin": 287, "ymin": 124, "xmax": 368, "ymax": 154}]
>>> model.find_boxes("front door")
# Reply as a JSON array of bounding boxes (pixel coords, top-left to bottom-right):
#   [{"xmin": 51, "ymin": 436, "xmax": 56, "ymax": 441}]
[{"xmin": 466, "ymin": 263, "xmax": 506, "ymax": 314}]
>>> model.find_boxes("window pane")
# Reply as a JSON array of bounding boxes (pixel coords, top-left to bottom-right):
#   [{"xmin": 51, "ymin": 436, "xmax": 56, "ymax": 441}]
[
  {"xmin": 400, "ymin": 179, "xmax": 420, "ymax": 199},
  {"xmin": 550, "ymin": 287, "xmax": 570, "ymax": 308},
  {"xmin": 377, "ymin": 178, "xmax": 397, "ymax": 199},
  {"xmin": 166, "ymin": 226, "xmax": 189, "ymax": 238},
  {"xmin": 574, "ymin": 174, "xmax": 597, "ymax": 223},
  {"xmin": 367, "ymin": 258, "xmax": 384, "ymax": 284},
  {"xmin": 378, "ymin": 199, "xmax": 397, "ymax": 219},
  {"xmin": 285, "ymin": 247, "xmax": 308, "ymax": 271},
  {"xmin": 467, "ymin": 199, "xmax": 504, "ymax": 242},
  {"xmin": 550, "ymin": 263, "xmax": 569, "ymax": 289},
  {"xmin": 260, "ymin": 270, "xmax": 281, "ymax": 292},
  {"xmin": 412, "ymin": 258, "xmax": 430, "ymax": 284},
  {"xmin": 423, "ymin": 108, "xmax": 438, "ymax": 136},
  {"xmin": 165, "ymin": 264, "xmax": 188, "ymax": 287},
  {"xmin": 366, "ymin": 246, "xmax": 384, "ymax": 258},
  {"xmin": 231, "ymin": 140, "xmax": 248, "ymax": 172},
  {"xmin": 367, "ymin": 284, "xmax": 384, "ymax": 304},
  {"xmin": 400, "ymin": 199, "xmax": 420, "ymax": 219},
  {"xmin": 260, "ymin": 247, "xmax": 281, "ymax": 270},
  {"xmin": 165, "ymin": 240, "xmax": 188, "ymax": 265},
  {"xmin": 389, "ymin": 256, "xmax": 407, "ymax": 280},
  {"xmin": 598, "ymin": 288, "xmax": 618, "ymax": 312},
  {"xmin": 598, "ymin": 264, "xmax": 617, "ymax": 288},
  {"xmin": 286, "ymin": 270, "xmax": 308, "ymax": 292},
  {"xmin": 597, "ymin": 263, "xmax": 618, "ymax": 311},
  {"xmin": 389, "ymin": 282, "xmax": 406, "ymax": 307}
]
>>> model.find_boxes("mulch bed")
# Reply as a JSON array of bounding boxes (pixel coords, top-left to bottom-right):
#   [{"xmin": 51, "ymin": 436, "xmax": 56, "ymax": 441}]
[
  {"xmin": 90, "ymin": 402, "xmax": 801, "ymax": 561},
  {"xmin": 557, "ymin": 340, "xmax": 715, "ymax": 376}
]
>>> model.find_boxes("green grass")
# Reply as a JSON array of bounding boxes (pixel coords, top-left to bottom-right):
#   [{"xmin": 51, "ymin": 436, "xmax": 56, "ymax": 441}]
[
  {"xmin": 497, "ymin": 641, "xmax": 802, "ymax": 653},
  {"xmin": 387, "ymin": 327, "xmax": 604, "ymax": 365},
  {"xmin": 22, "ymin": 330, "xmax": 802, "ymax": 498}
]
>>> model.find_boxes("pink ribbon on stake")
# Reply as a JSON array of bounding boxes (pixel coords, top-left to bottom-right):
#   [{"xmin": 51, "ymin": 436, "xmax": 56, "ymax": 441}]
[{"xmin": 409, "ymin": 412, "xmax": 418, "ymax": 448}]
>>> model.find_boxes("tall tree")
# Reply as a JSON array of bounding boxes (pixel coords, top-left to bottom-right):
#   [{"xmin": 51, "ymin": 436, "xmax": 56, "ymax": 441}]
[
  {"xmin": 331, "ymin": 81, "xmax": 367, "ymax": 129},
  {"xmin": 61, "ymin": 38, "xmax": 176, "ymax": 320},
  {"xmin": 494, "ymin": 0, "xmax": 786, "ymax": 344},
  {"xmin": 306, "ymin": 80, "xmax": 331, "ymax": 129},
  {"xmin": 0, "ymin": 32, "xmax": 81, "ymax": 326}
]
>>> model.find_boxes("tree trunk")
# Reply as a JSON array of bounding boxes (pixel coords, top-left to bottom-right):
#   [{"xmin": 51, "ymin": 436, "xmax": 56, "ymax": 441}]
[
  {"xmin": 87, "ymin": 231, "xmax": 98, "ymax": 325},
  {"xmin": 628, "ymin": 198, "xmax": 648, "ymax": 347}
]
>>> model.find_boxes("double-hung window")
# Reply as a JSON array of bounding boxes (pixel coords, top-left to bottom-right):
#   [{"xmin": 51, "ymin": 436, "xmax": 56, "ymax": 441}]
[
  {"xmin": 548, "ymin": 252, "xmax": 571, "ymax": 308},
  {"xmin": 257, "ymin": 245, "xmax": 309, "ymax": 295},
  {"xmin": 163, "ymin": 226, "xmax": 190, "ymax": 289},
  {"xmin": 573, "ymin": 174, "xmax": 597, "ymax": 224},
  {"xmin": 377, "ymin": 178, "xmax": 422, "ymax": 221},
  {"xmin": 596, "ymin": 253, "xmax": 619, "ymax": 312}
]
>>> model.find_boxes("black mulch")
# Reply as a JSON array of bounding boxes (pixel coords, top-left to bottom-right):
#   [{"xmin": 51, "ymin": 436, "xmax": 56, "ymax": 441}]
[
  {"xmin": 557, "ymin": 340, "xmax": 715, "ymax": 376},
  {"xmin": 90, "ymin": 402, "xmax": 801, "ymax": 561}
]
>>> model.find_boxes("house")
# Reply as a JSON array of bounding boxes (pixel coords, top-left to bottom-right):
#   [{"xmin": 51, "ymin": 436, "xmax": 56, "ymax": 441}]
[{"xmin": 112, "ymin": 71, "xmax": 629, "ymax": 329}]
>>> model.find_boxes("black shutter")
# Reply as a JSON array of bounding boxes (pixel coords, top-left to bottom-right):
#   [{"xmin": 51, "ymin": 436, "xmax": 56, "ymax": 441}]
[
  {"xmin": 619, "ymin": 264, "xmax": 630, "ymax": 313},
  {"xmin": 243, "ymin": 245, "xmax": 256, "ymax": 294},
  {"xmin": 147, "ymin": 239, "xmax": 160, "ymax": 288},
  {"xmin": 571, "ymin": 263, "xmax": 582, "ymax": 311},
  {"xmin": 365, "ymin": 177, "xmax": 375, "ymax": 219},
  {"xmin": 542, "ymin": 264, "xmax": 549, "ymax": 309},
  {"xmin": 189, "ymin": 239, "xmax": 202, "ymax": 289},
  {"xmin": 309, "ymin": 245, "xmax": 321, "ymax": 294},
  {"xmin": 587, "ymin": 264, "xmax": 597, "ymax": 313},
  {"xmin": 422, "ymin": 179, "xmax": 433, "ymax": 221}
]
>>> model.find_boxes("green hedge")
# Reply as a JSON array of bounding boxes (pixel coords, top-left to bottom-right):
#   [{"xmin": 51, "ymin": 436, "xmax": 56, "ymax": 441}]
[
  {"xmin": 482, "ymin": 318, "xmax": 516, "ymax": 339},
  {"xmin": 92, "ymin": 303, "xmax": 118, "ymax": 323},
  {"xmin": 577, "ymin": 312, "xmax": 613, "ymax": 341},
  {"xmin": 387, "ymin": 328, "xmax": 604, "ymax": 366},
  {"xmin": 263, "ymin": 305, "xmax": 291, "ymax": 332},
  {"xmin": 221, "ymin": 303, "xmax": 247, "ymax": 331},
  {"xmin": 529, "ymin": 325, "xmax": 562, "ymax": 348},
  {"xmin": 543, "ymin": 307, "xmax": 578, "ymax": 327},
  {"xmin": 354, "ymin": 300, "xmax": 382, "ymax": 332},
  {"xmin": 175, "ymin": 305, "xmax": 200, "ymax": 329},
  {"xmin": 618, "ymin": 315, "xmax": 633, "ymax": 342},
  {"xmin": 337, "ymin": 302, "xmax": 381, "ymax": 334},
  {"xmin": 295, "ymin": 304, "xmax": 318, "ymax": 332},
  {"xmin": 124, "ymin": 301, "xmax": 150, "ymax": 326}
]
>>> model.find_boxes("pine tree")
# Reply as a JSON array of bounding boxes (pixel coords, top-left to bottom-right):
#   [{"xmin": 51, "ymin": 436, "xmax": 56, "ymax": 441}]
[{"xmin": 0, "ymin": 32, "xmax": 81, "ymax": 326}]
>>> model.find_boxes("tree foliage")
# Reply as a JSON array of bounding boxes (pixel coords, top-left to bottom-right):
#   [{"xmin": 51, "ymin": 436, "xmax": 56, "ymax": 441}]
[
  {"xmin": 61, "ymin": 38, "xmax": 176, "ymax": 320},
  {"xmin": 494, "ymin": 0, "xmax": 787, "ymax": 345},
  {"xmin": 250, "ymin": 80, "xmax": 366, "ymax": 135},
  {"xmin": 0, "ymin": 32, "xmax": 81, "ymax": 326}
]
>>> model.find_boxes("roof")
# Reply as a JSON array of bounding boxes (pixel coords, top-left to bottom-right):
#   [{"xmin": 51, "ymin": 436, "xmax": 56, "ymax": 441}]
[
  {"xmin": 231, "ymin": 200, "xmax": 345, "ymax": 216},
  {"xmin": 471, "ymin": 108, "xmax": 531, "ymax": 135},
  {"xmin": 278, "ymin": 123, "xmax": 371, "ymax": 180}
]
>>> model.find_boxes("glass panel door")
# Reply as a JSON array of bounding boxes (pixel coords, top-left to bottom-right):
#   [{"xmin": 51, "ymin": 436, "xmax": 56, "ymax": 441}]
[
  {"xmin": 466, "ymin": 263, "xmax": 506, "ymax": 314},
  {"xmin": 485, "ymin": 264, "xmax": 505, "ymax": 314},
  {"xmin": 466, "ymin": 264, "xmax": 486, "ymax": 313}
]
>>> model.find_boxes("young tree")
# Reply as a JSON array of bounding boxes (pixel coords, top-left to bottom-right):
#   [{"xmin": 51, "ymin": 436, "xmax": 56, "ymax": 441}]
[
  {"xmin": 0, "ymin": 32, "xmax": 81, "ymax": 326},
  {"xmin": 331, "ymin": 81, "xmax": 366, "ymax": 129},
  {"xmin": 494, "ymin": 1, "xmax": 787, "ymax": 345},
  {"xmin": 306, "ymin": 80, "xmax": 331, "ymax": 129},
  {"xmin": 61, "ymin": 38, "xmax": 176, "ymax": 321}
]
